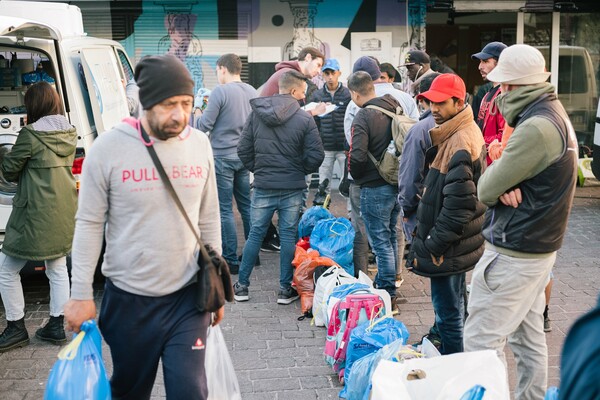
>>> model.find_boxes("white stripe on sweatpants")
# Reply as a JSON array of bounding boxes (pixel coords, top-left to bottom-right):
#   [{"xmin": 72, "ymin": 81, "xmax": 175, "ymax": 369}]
[{"xmin": 464, "ymin": 248, "xmax": 555, "ymax": 400}]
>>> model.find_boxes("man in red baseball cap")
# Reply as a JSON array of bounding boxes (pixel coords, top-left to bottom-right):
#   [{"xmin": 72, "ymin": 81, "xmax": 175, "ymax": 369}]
[{"xmin": 406, "ymin": 73, "xmax": 486, "ymax": 355}]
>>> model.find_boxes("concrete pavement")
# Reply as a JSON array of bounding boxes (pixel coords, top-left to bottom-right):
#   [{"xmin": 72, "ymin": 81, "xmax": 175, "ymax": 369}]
[{"xmin": 0, "ymin": 183, "xmax": 599, "ymax": 399}]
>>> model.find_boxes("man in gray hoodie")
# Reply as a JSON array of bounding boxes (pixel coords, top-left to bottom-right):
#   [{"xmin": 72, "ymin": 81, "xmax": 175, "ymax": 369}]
[
  {"xmin": 234, "ymin": 70, "xmax": 324, "ymax": 304},
  {"xmin": 64, "ymin": 54, "xmax": 221, "ymax": 400}
]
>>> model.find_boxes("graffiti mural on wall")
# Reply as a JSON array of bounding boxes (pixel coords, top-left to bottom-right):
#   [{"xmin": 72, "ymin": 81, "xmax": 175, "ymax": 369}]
[
  {"xmin": 116, "ymin": 0, "xmax": 409, "ymax": 90},
  {"xmin": 406, "ymin": 0, "xmax": 426, "ymax": 52},
  {"xmin": 281, "ymin": 0, "xmax": 328, "ymax": 60},
  {"xmin": 155, "ymin": 2, "xmax": 204, "ymax": 91}
]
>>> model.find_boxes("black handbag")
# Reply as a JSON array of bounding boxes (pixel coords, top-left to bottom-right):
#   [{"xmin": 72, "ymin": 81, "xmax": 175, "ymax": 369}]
[{"xmin": 140, "ymin": 125, "xmax": 234, "ymax": 313}]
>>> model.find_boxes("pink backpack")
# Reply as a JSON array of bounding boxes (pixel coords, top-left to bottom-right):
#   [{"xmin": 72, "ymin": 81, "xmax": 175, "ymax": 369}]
[{"xmin": 324, "ymin": 293, "xmax": 384, "ymax": 380}]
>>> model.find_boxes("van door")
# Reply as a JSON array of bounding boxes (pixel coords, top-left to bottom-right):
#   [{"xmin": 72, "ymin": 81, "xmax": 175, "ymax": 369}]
[
  {"xmin": 79, "ymin": 47, "xmax": 129, "ymax": 133},
  {"xmin": 0, "ymin": 16, "xmax": 61, "ymax": 41}
]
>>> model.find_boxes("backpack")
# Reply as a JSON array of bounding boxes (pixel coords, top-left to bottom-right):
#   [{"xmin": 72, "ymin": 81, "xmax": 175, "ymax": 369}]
[
  {"xmin": 365, "ymin": 104, "xmax": 416, "ymax": 185},
  {"xmin": 324, "ymin": 293, "xmax": 385, "ymax": 381}
]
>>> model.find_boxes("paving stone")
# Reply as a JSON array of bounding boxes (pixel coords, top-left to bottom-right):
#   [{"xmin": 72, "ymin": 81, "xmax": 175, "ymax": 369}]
[
  {"xmin": 289, "ymin": 366, "xmax": 334, "ymax": 377},
  {"xmin": 1, "ymin": 186, "xmax": 598, "ymax": 399},
  {"xmin": 266, "ymin": 358, "xmax": 296, "ymax": 369},
  {"xmin": 276, "ymin": 389, "xmax": 318, "ymax": 399},
  {"xmin": 282, "ymin": 330, "xmax": 315, "ymax": 339},
  {"xmin": 247, "ymin": 367, "xmax": 290, "ymax": 380},
  {"xmin": 253, "ymin": 377, "xmax": 300, "ymax": 392},
  {"xmin": 243, "ymin": 392, "xmax": 277, "ymax": 400},
  {"xmin": 316, "ymin": 388, "xmax": 344, "ymax": 399},
  {"xmin": 267, "ymin": 339, "xmax": 296, "ymax": 349}
]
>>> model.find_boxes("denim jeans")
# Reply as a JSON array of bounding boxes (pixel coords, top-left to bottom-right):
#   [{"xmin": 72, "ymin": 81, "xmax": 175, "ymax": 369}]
[
  {"xmin": 319, "ymin": 151, "xmax": 346, "ymax": 192},
  {"xmin": 214, "ymin": 155, "xmax": 252, "ymax": 267},
  {"xmin": 0, "ymin": 253, "xmax": 69, "ymax": 320},
  {"xmin": 360, "ymin": 184, "xmax": 400, "ymax": 295},
  {"xmin": 349, "ymin": 182, "xmax": 369, "ymax": 275},
  {"xmin": 238, "ymin": 189, "xmax": 303, "ymax": 289},
  {"xmin": 431, "ymin": 272, "xmax": 466, "ymax": 354}
]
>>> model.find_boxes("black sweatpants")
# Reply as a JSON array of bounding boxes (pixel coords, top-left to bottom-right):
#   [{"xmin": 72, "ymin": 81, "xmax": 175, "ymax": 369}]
[{"xmin": 99, "ymin": 279, "xmax": 210, "ymax": 400}]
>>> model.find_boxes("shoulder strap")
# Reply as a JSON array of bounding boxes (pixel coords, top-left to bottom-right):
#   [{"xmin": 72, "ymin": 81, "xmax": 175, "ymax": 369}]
[
  {"xmin": 139, "ymin": 123, "xmax": 212, "ymax": 264},
  {"xmin": 366, "ymin": 104, "xmax": 403, "ymax": 118},
  {"xmin": 364, "ymin": 105, "xmax": 397, "ymax": 165}
]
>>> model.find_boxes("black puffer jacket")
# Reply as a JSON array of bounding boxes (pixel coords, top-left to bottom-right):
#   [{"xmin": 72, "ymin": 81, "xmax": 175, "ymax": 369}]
[
  {"xmin": 310, "ymin": 83, "xmax": 351, "ymax": 151},
  {"xmin": 238, "ymin": 94, "xmax": 324, "ymax": 190},
  {"xmin": 407, "ymin": 106, "xmax": 487, "ymax": 277},
  {"xmin": 348, "ymin": 94, "xmax": 400, "ymax": 188}
]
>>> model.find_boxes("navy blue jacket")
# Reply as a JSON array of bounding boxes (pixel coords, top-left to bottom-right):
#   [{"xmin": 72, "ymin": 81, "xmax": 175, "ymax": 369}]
[
  {"xmin": 398, "ymin": 109, "xmax": 434, "ymax": 218},
  {"xmin": 560, "ymin": 295, "xmax": 600, "ymax": 400},
  {"xmin": 238, "ymin": 94, "xmax": 324, "ymax": 190},
  {"xmin": 310, "ymin": 83, "xmax": 351, "ymax": 151}
]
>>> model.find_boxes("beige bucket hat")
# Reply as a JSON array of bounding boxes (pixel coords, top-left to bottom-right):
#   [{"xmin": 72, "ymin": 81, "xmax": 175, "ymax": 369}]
[{"xmin": 486, "ymin": 44, "xmax": 551, "ymax": 85}]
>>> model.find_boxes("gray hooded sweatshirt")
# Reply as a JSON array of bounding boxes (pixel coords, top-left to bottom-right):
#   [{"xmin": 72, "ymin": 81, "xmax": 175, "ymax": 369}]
[{"xmin": 70, "ymin": 120, "xmax": 221, "ymax": 300}]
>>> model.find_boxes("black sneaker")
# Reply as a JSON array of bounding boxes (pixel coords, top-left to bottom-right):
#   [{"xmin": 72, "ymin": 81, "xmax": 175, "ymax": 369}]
[
  {"xmin": 233, "ymin": 282, "xmax": 249, "ymax": 302},
  {"xmin": 544, "ymin": 315, "xmax": 552, "ymax": 332},
  {"xmin": 229, "ymin": 264, "xmax": 239, "ymax": 275},
  {"xmin": 260, "ymin": 240, "xmax": 280, "ymax": 253},
  {"xmin": 277, "ymin": 287, "xmax": 299, "ymax": 305}
]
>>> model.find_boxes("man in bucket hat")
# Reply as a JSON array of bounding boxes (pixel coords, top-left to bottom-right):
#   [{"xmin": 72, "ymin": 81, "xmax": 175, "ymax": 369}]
[
  {"xmin": 464, "ymin": 44, "xmax": 578, "ymax": 400},
  {"xmin": 64, "ymin": 54, "xmax": 222, "ymax": 399},
  {"xmin": 406, "ymin": 73, "xmax": 486, "ymax": 355}
]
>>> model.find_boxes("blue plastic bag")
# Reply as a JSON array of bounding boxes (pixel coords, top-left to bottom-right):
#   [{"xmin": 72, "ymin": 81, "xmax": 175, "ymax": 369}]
[
  {"xmin": 544, "ymin": 387, "xmax": 559, "ymax": 400},
  {"xmin": 341, "ymin": 317, "xmax": 410, "ymax": 398},
  {"xmin": 298, "ymin": 206, "xmax": 333, "ymax": 238},
  {"xmin": 343, "ymin": 338, "xmax": 409, "ymax": 400},
  {"xmin": 310, "ymin": 217, "xmax": 355, "ymax": 275},
  {"xmin": 44, "ymin": 320, "xmax": 111, "ymax": 400},
  {"xmin": 460, "ymin": 385, "xmax": 486, "ymax": 400}
]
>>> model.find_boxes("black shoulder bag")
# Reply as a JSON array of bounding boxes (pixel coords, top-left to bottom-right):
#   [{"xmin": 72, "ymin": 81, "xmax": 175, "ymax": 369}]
[{"xmin": 139, "ymin": 124, "xmax": 234, "ymax": 313}]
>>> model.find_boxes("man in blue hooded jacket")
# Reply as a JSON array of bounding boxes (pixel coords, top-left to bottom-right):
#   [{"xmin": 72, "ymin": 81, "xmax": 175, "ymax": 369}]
[{"xmin": 234, "ymin": 70, "xmax": 324, "ymax": 305}]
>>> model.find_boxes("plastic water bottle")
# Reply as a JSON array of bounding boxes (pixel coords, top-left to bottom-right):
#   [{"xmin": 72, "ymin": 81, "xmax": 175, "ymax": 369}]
[{"xmin": 386, "ymin": 140, "xmax": 396, "ymax": 155}]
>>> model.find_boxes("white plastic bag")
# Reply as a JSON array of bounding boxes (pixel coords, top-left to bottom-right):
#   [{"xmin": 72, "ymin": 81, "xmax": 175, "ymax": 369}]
[
  {"xmin": 370, "ymin": 350, "xmax": 509, "ymax": 400},
  {"xmin": 205, "ymin": 325, "xmax": 242, "ymax": 400},
  {"xmin": 312, "ymin": 265, "xmax": 357, "ymax": 326}
]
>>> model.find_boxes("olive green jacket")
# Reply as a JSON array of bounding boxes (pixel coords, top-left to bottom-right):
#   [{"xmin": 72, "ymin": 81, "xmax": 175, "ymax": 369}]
[{"xmin": 0, "ymin": 117, "xmax": 77, "ymax": 260}]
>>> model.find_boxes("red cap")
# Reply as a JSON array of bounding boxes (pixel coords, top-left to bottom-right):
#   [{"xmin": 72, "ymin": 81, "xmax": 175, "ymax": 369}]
[{"xmin": 416, "ymin": 73, "xmax": 466, "ymax": 103}]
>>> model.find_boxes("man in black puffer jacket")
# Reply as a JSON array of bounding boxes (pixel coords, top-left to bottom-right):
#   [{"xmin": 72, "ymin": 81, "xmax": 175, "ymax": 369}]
[
  {"xmin": 406, "ymin": 74, "xmax": 486, "ymax": 355},
  {"xmin": 235, "ymin": 70, "xmax": 324, "ymax": 305},
  {"xmin": 310, "ymin": 59, "xmax": 351, "ymax": 194}
]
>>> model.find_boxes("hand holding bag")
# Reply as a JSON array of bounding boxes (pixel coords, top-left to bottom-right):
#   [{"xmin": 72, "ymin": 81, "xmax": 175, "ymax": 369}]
[
  {"xmin": 140, "ymin": 123, "xmax": 233, "ymax": 313},
  {"xmin": 44, "ymin": 320, "xmax": 111, "ymax": 400}
]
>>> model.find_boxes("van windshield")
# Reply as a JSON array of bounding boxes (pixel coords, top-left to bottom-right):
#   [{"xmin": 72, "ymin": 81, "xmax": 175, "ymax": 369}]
[{"xmin": 559, "ymin": 55, "xmax": 588, "ymax": 94}]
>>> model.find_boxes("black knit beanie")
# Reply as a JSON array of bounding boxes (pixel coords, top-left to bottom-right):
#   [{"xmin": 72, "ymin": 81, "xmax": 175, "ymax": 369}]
[{"xmin": 134, "ymin": 54, "xmax": 195, "ymax": 110}]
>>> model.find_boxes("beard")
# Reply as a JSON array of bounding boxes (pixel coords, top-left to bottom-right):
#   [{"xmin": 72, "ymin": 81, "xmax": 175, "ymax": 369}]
[{"xmin": 147, "ymin": 117, "xmax": 186, "ymax": 141}]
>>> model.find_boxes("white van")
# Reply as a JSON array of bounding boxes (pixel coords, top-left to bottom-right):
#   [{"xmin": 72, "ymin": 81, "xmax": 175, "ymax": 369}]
[
  {"xmin": 0, "ymin": 1, "xmax": 133, "ymax": 237},
  {"xmin": 593, "ymin": 99, "xmax": 600, "ymax": 180},
  {"xmin": 537, "ymin": 46, "xmax": 598, "ymax": 152}
]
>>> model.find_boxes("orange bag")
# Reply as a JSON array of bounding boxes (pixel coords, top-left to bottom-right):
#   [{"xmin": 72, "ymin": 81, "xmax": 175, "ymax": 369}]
[{"xmin": 292, "ymin": 246, "xmax": 338, "ymax": 314}]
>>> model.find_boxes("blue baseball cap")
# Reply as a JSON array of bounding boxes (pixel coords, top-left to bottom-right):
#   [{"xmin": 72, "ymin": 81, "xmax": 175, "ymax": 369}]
[
  {"xmin": 471, "ymin": 42, "xmax": 507, "ymax": 60},
  {"xmin": 322, "ymin": 59, "xmax": 341, "ymax": 72}
]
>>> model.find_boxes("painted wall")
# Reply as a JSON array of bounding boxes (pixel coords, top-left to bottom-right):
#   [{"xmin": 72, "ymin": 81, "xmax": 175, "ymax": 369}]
[{"xmin": 73, "ymin": 0, "xmax": 426, "ymax": 91}]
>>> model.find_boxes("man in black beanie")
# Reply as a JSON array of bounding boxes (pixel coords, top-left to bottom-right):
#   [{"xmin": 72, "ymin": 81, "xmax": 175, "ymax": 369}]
[{"xmin": 65, "ymin": 53, "xmax": 222, "ymax": 399}]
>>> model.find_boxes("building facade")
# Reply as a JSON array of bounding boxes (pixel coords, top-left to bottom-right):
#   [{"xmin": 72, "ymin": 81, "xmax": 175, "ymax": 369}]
[{"xmin": 60, "ymin": 0, "xmax": 598, "ymax": 149}]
